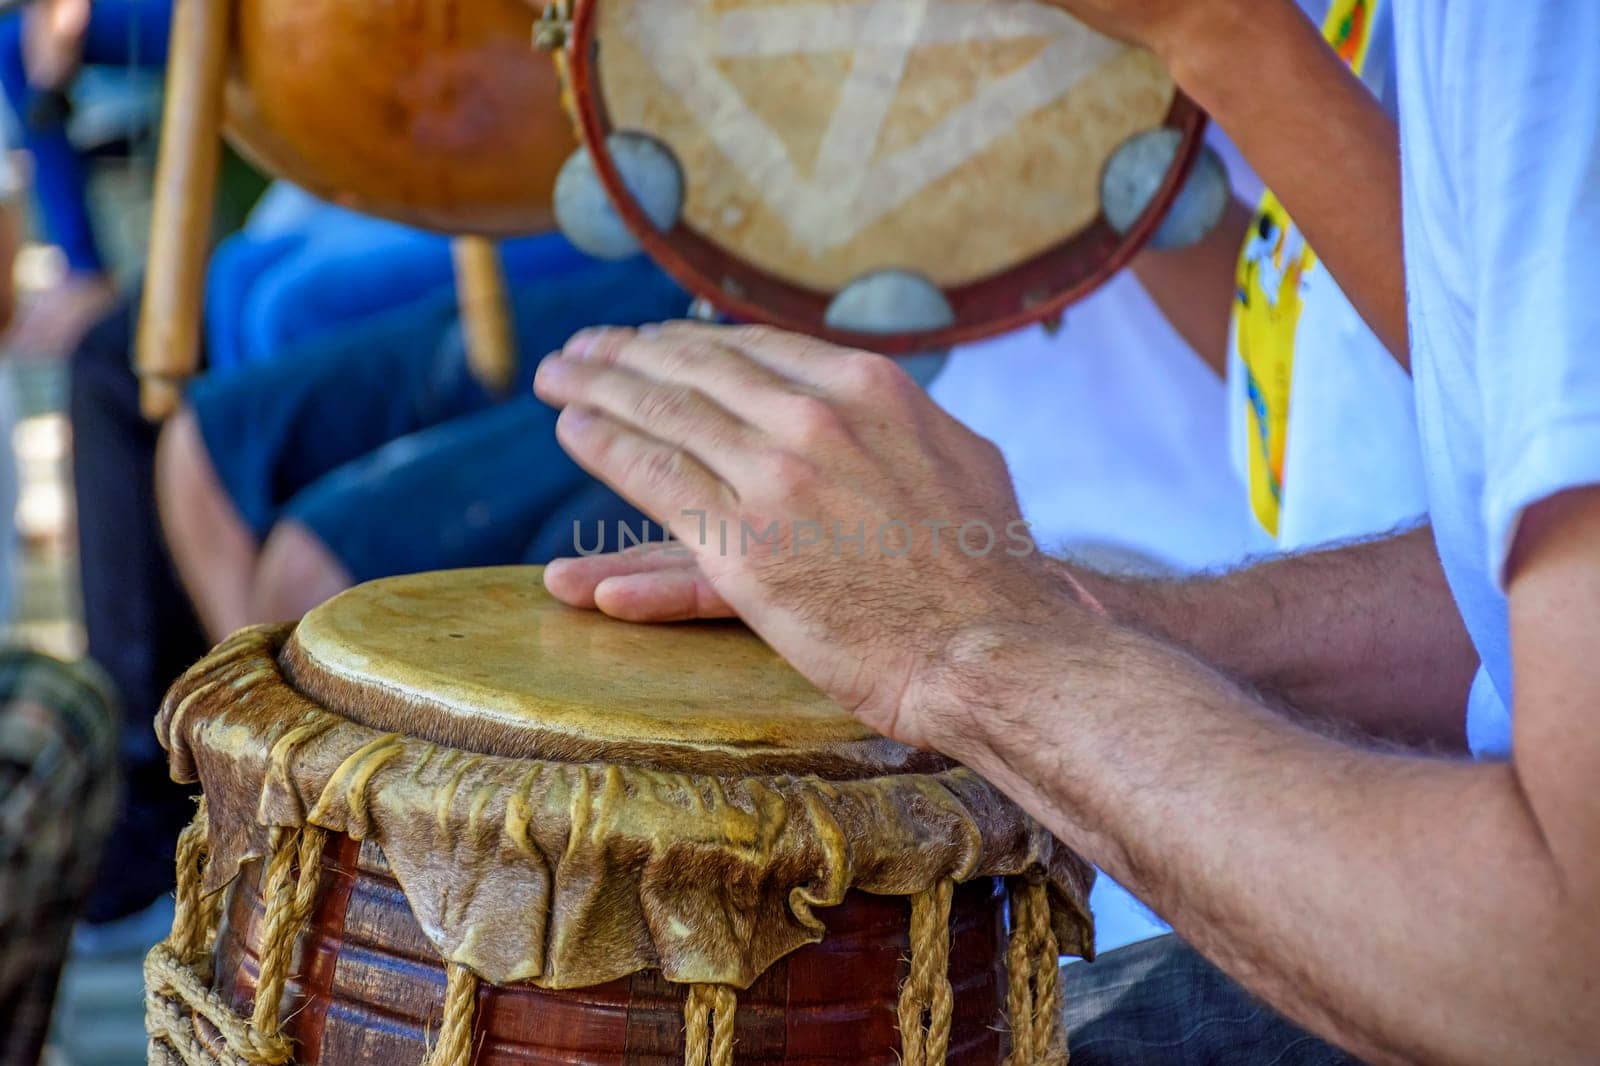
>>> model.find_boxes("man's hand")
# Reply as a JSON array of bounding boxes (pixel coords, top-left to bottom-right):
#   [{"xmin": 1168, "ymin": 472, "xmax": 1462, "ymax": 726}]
[
  {"xmin": 543, "ymin": 541, "xmax": 735, "ymax": 621},
  {"xmin": 533, "ymin": 322, "xmax": 1086, "ymax": 749}
]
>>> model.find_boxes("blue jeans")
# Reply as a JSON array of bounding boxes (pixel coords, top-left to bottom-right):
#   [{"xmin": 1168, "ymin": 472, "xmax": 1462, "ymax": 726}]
[
  {"xmin": 0, "ymin": 0, "xmax": 171, "ymax": 274},
  {"xmin": 203, "ymin": 200, "xmax": 597, "ymax": 373},
  {"xmin": 191, "ymin": 253, "xmax": 687, "ymax": 581},
  {"xmin": 1061, "ymin": 936, "xmax": 1363, "ymax": 1065}
]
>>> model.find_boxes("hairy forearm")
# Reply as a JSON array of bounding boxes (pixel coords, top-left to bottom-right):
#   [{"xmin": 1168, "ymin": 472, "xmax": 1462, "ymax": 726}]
[
  {"xmin": 941, "ymin": 617, "xmax": 1597, "ymax": 1063},
  {"xmin": 1053, "ymin": 527, "xmax": 1476, "ymax": 749},
  {"xmin": 1154, "ymin": 0, "xmax": 1408, "ymax": 364}
]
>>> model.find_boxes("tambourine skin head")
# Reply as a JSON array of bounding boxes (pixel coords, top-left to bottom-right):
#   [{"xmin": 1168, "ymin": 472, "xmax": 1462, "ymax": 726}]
[
  {"xmin": 562, "ymin": 0, "xmax": 1207, "ymax": 353},
  {"xmin": 224, "ymin": 0, "xmax": 575, "ymax": 236}
]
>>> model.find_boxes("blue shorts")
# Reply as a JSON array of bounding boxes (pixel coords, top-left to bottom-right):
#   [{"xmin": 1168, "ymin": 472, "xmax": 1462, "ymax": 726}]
[{"xmin": 189, "ymin": 254, "xmax": 687, "ymax": 582}]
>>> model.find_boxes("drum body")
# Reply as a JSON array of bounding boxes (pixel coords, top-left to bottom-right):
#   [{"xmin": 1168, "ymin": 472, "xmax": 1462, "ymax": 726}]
[
  {"xmin": 560, "ymin": 0, "xmax": 1204, "ymax": 350},
  {"xmin": 214, "ymin": 837, "xmax": 1008, "ymax": 1063},
  {"xmin": 146, "ymin": 568, "xmax": 1093, "ymax": 1065},
  {"xmin": 226, "ymin": 0, "xmax": 574, "ymax": 235}
]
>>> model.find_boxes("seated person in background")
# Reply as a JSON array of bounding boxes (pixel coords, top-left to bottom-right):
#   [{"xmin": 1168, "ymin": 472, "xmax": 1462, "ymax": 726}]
[
  {"xmin": 0, "ymin": 0, "xmax": 170, "ymax": 355},
  {"xmin": 203, "ymin": 183, "xmax": 614, "ymax": 374},
  {"xmin": 1215, "ymin": 0, "xmax": 1425, "ymax": 556},
  {"xmin": 156, "ymin": 241, "xmax": 686, "ymax": 643}
]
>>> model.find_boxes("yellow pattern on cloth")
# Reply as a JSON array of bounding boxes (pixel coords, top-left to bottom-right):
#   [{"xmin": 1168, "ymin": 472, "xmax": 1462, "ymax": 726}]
[
  {"xmin": 157, "ymin": 624, "xmax": 1095, "ymax": 993},
  {"xmin": 1232, "ymin": 0, "xmax": 1382, "ymax": 536}
]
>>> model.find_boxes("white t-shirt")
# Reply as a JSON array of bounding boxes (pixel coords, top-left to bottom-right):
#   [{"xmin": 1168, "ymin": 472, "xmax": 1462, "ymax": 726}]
[
  {"xmin": 932, "ymin": 273, "xmax": 1272, "ymax": 574},
  {"xmin": 1225, "ymin": 0, "xmax": 1427, "ymax": 552},
  {"xmin": 933, "ymin": 272, "xmax": 1273, "ymax": 952},
  {"xmin": 1396, "ymin": 2, "xmax": 1600, "ymax": 758}
]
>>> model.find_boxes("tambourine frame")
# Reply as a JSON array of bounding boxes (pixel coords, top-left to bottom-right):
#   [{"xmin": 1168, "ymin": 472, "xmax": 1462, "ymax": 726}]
[{"xmin": 565, "ymin": 2, "xmax": 1209, "ymax": 353}]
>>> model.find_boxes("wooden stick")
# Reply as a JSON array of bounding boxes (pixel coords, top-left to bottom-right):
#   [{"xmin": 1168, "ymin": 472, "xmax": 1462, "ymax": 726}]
[
  {"xmin": 453, "ymin": 235, "xmax": 517, "ymax": 394},
  {"xmin": 135, "ymin": 0, "xmax": 232, "ymax": 420}
]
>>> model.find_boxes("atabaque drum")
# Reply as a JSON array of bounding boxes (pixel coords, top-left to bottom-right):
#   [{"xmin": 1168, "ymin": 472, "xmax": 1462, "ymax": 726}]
[
  {"xmin": 144, "ymin": 567, "xmax": 1093, "ymax": 1065},
  {"xmin": 545, "ymin": 0, "xmax": 1211, "ymax": 353},
  {"xmin": 226, "ymin": 0, "xmax": 575, "ymax": 235}
]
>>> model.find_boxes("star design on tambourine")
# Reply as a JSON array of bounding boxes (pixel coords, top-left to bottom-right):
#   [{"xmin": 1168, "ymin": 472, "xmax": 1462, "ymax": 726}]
[{"xmin": 623, "ymin": 0, "xmax": 1126, "ymax": 256}]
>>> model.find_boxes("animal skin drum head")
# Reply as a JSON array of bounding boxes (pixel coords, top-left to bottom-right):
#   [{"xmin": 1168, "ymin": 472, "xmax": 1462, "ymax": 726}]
[
  {"xmin": 284, "ymin": 566, "xmax": 917, "ymax": 772},
  {"xmin": 562, "ymin": 0, "xmax": 1206, "ymax": 351}
]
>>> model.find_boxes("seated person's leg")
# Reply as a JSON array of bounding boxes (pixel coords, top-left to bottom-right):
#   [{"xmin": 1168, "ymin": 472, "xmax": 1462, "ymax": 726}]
[
  {"xmin": 69, "ymin": 294, "xmax": 205, "ymax": 924},
  {"xmin": 155, "ymin": 407, "xmax": 261, "ymax": 640},
  {"xmin": 158, "ymin": 290, "xmax": 465, "ymax": 642},
  {"xmin": 0, "ymin": 651, "xmax": 118, "ymax": 1061},
  {"xmin": 251, "ymin": 397, "xmax": 593, "ymax": 621},
  {"xmin": 522, "ymin": 477, "xmax": 661, "ymax": 564},
  {"xmin": 172, "ymin": 255, "xmax": 686, "ymax": 633}
]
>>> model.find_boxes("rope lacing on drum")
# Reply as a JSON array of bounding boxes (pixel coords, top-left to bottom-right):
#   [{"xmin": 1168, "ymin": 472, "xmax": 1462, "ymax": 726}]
[
  {"xmin": 684, "ymin": 983, "xmax": 737, "ymax": 1066},
  {"xmin": 144, "ymin": 801, "xmax": 327, "ymax": 1066},
  {"xmin": 1005, "ymin": 875, "xmax": 1068, "ymax": 1064},
  {"xmin": 424, "ymin": 963, "xmax": 482, "ymax": 1066},
  {"xmin": 899, "ymin": 878, "xmax": 956, "ymax": 1066}
]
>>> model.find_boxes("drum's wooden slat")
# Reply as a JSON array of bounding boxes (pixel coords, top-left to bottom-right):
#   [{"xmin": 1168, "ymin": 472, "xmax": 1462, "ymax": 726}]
[
  {"xmin": 212, "ymin": 833, "xmax": 361, "ymax": 1064},
  {"xmin": 210, "ymin": 837, "xmax": 1010, "ymax": 1063}
]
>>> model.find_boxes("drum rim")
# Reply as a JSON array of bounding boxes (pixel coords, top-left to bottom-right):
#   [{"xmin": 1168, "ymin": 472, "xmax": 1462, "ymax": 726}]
[
  {"xmin": 280, "ymin": 566, "xmax": 954, "ymax": 778},
  {"xmin": 567, "ymin": 1, "xmax": 1208, "ymax": 353}
]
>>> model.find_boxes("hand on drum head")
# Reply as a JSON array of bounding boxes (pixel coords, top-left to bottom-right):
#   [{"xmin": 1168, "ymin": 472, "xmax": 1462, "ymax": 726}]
[
  {"xmin": 533, "ymin": 322, "xmax": 1091, "ymax": 752},
  {"xmin": 544, "ymin": 542, "xmax": 734, "ymax": 621}
]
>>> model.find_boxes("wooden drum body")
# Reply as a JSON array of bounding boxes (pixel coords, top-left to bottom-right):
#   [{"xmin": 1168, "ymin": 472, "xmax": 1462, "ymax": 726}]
[
  {"xmin": 214, "ymin": 838, "xmax": 1008, "ymax": 1062},
  {"xmin": 145, "ymin": 568, "xmax": 1093, "ymax": 1065}
]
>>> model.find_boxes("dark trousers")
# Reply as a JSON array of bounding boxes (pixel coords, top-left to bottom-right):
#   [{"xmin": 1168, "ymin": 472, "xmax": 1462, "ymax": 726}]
[
  {"xmin": 69, "ymin": 294, "xmax": 204, "ymax": 922},
  {"xmin": 1062, "ymin": 936, "xmax": 1364, "ymax": 1065}
]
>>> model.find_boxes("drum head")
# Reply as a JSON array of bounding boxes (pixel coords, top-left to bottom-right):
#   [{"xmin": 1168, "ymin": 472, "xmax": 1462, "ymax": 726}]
[
  {"xmin": 569, "ymin": 0, "xmax": 1205, "ymax": 350},
  {"xmin": 225, "ymin": 0, "xmax": 575, "ymax": 236},
  {"xmin": 283, "ymin": 566, "xmax": 939, "ymax": 776}
]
